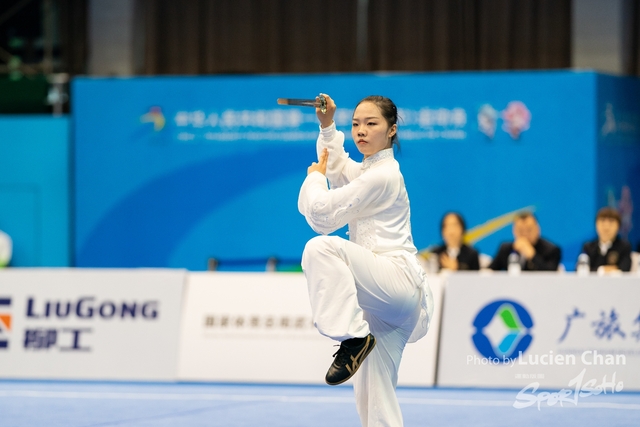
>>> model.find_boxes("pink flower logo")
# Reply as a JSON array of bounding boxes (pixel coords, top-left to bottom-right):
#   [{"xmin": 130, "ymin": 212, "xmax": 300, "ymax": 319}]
[{"xmin": 501, "ymin": 101, "xmax": 531, "ymax": 139}]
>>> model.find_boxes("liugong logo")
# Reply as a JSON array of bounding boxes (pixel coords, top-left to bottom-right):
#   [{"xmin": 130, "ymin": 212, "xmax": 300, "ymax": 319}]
[
  {"xmin": 0, "ymin": 297, "xmax": 11, "ymax": 349},
  {"xmin": 23, "ymin": 296, "xmax": 159, "ymax": 351}
]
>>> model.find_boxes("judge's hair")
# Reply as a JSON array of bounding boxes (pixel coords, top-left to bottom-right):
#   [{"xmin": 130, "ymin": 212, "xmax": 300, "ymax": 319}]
[
  {"xmin": 515, "ymin": 211, "xmax": 537, "ymax": 223},
  {"xmin": 356, "ymin": 95, "xmax": 400, "ymax": 151},
  {"xmin": 596, "ymin": 207, "xmax": 621, "ymax": 226},
  {"xmin": 440, "ymin": 212, "xmax": 467, "ymax": 234}
]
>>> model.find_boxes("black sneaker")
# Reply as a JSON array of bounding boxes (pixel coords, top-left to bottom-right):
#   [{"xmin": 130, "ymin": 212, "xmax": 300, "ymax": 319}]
[{"xmin": 325, "ymin": 333, "xmax": 376, "ymax": 385}]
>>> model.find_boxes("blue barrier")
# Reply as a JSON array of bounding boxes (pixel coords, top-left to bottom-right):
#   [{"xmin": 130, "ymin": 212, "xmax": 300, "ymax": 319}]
[{"xmin": 0, "ymin": 116, "xmax": 70, "ymax": 267}]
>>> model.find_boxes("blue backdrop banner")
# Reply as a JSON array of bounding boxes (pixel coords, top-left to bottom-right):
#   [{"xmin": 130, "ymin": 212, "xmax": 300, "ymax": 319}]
[
  {"xmin": 72, "ymin": 71, "xmax": 640, "ymax": 270},
  {"xmin": 0, "ymin": 116, "xmax": 70, "ymax": 267}
]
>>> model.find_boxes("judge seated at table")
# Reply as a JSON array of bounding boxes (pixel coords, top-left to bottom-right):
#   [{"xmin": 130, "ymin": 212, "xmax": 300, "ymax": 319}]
[
  {"xmin": 431, "ymin": 212, "xmax": 480, "ymax": 271},
  {"xmin": 580, "ymin": 207, "xmax": 631, "ymax": 272},
  {"xmin": 490, "ymin": 212, "xmax": 561, "ymax": 271}
]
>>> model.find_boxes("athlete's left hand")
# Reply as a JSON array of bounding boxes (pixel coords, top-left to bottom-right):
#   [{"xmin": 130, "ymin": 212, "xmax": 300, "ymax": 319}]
[{"xmin": 307, "ymin": 148, "xmax": 328, "ymax": 175}]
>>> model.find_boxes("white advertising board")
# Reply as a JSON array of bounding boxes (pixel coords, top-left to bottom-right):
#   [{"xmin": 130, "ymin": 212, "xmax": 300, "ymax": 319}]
[
  {"xmin": 438, "ymin": 272, "xmax": 640, "ymax": 392},
  {"xmin": 178, "ymin": 272, "xmax": 442, "ymax": 386},
  {"xmin": 397, "ymin": 274, "xmax": 444, "ymax": 386},
  {"xmin": 0, "ymin": 269, "xmax": 185, "ymax": 380}
]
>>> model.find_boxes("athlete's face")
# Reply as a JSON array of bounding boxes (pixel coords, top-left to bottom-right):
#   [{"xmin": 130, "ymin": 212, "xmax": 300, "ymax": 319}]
[{"xmin": 351, "ymin": 102, "xmax": 396, "ymax": 158}]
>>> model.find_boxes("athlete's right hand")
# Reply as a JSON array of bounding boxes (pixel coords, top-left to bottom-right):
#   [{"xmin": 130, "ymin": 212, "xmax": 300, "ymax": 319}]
[
  {"xmin": 317, "ymin": 94, "xmax": 336, "ymax": 128},
  {"xmin": 307, "ymin": 148, "xmax": 328, "ymax": 176}
]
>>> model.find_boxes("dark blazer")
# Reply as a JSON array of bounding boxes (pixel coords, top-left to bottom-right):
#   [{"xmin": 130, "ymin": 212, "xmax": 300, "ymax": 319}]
[
  {"xmin": 432, "ymin": 244, "xmax": 480, "ymax": 271},
  {"xmin": 581, "ymin": 236, "xmax": 632, "ymax": 272},
  {"xmin": 489, "ymin": 238, "xmax": 561, "ymax": 271}
]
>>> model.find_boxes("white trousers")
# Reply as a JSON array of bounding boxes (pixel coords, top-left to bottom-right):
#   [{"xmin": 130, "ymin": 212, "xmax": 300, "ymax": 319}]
[{"xmin": 301, "ymin": 236, "xmax": 422, "ymax": 427}]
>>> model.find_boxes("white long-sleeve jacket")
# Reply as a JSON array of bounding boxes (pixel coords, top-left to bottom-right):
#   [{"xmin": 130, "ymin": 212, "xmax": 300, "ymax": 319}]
[
  {"xmin": 298, "ymin": 123, "xmax": 432, "ymax": 342},
  {"xmin": 298, "ymin": 123, "xmax": 418, "ymax": 255}
]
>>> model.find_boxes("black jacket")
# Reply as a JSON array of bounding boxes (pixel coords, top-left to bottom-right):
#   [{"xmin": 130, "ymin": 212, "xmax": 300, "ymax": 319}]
[
  {"xmin": 489, "ymin": 238, "xmax": 561, "ymax": 271},
  {"xmin": 581, "ymin": 236, "xmax": 632, "ymax": 272},
  {"xmin": 432, "ymin": 244, "xmax": 480, "ymax": 271}
]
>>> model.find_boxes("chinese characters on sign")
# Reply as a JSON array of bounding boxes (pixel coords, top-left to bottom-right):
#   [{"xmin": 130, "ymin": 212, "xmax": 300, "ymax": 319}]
[
  {"xmin": 203, "ymin": 314, "xmax": 314, "ymax": 332},
  {"xmin": 24, "ymin": 328, "xmax": 92, "ymax": 351},
  {"xmin": 558, "ymin": 307, "xmax": 639, "ymax": 342},
  {"xmin": 171, "ymin": 107, "xmax": 469, "ymax": 142},
  {"xmin": 558, "ymin": 308, "xmax": 586, "ymax": 343}
]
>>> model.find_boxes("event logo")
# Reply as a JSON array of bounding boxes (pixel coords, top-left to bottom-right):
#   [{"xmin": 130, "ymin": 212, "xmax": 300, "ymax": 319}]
[
  {"xmin": 140, "ymin": 106, "xmax": 166, "ymax": 131},
  {"xmin": 0, "ymin": 297, "xmax": 11, "ymax": 349},
  {"xmin": 501, "ymin": 101, "xmax": 531, "ymax": 139},
  {"xmin": 600, "ymin": 103, "xmax": 639, "ymax": 140},
  {"xmin": 601, "ymin": 103, "xmax": 616, "ymax": 137},
  {"xmin": 478, "ymin": 101, "xmax": 531, "ymax": 139},
  {"xmin": 472, "ymin": 299, "xmax": 533, "ymax": 362},
  {"xmin": 478, "ymin": 104, "xmax": 498, "ymax": 138}
]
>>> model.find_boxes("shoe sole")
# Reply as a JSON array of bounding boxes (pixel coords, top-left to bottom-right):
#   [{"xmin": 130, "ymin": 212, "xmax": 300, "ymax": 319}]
[{"xmin": 325, "ymin": 335, "xmax": 377, "ymax": 386}]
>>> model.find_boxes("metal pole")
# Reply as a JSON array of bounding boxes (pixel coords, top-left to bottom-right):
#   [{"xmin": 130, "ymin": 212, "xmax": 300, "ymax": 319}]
[
  {"xmin": 47, "ymin": 73, "xmax": 69, "ymax": 116},
  {"xmin": 43, "ymin": 0, "xmax": 54, "ymax": 74},
  {"xmin": 356, "ymin": 0, "xmax": 369, "ymax": 70}
]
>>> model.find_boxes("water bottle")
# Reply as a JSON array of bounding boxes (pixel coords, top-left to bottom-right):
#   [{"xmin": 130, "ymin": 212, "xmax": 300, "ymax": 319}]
[
  {"xmin": 508, "ymin": 252, "xmax": 521, "ymax": 275},
  {"xmin": 576, "ymin": 253, "xmax": 590, "ymax": 277}
]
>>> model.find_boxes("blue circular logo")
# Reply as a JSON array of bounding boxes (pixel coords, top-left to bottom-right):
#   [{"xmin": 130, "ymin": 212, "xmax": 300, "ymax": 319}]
[{"xmin": 472, "ymin": 299, "xmax": 533, "ymax": 362}]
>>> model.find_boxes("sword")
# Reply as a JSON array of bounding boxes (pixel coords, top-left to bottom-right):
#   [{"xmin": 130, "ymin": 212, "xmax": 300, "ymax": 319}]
[{"xmin": 277, "ymin": 94, "xmax": 327, "ymax": 114}]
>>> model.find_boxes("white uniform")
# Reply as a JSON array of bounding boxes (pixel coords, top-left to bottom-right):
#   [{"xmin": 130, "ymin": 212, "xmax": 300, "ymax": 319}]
[{"xmin": 298, "ymin": 123, "xmax": 433, "ymax": 427}]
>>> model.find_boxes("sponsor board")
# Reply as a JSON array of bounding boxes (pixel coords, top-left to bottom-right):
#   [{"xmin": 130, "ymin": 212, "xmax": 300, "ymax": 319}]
[
  {"xmin": 0, "ymin": 269, "xmax": 185, "ymax": 380},
  {"xmin": 397, "ymin": 275, "xmax": 444, "ymax": 386},
  {"xmin": 178, "ymin": 272, "xmax": 442, "ymax": 386},
  {"xmin": 438, "ymin": 272, "xmax": 640, "ymax": 390}
]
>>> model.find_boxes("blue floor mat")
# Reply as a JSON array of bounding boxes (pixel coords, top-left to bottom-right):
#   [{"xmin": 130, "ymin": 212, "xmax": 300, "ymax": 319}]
[{"xmin": 1, "ymin": 381, "xmax": 639, "ymax": 427}]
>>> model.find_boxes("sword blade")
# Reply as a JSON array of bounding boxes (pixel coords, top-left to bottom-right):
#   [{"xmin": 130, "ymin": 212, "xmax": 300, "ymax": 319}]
[
  {"xmin": 277, "ymin": 94, "xmax": 327, "ymax": 113},
  {"xmin": 277, "ymin": 98, "xmax": 320, "ymax": 107}
]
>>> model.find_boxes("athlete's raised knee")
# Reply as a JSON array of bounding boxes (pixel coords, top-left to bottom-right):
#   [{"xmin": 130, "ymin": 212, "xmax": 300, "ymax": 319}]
[
  {"xmin": 301, "ymin": 236, "xmax": 341, "ymax": 268},
  {"xmin": 303, "ymin": 235, "xmax": 337, "ymax": 253}
]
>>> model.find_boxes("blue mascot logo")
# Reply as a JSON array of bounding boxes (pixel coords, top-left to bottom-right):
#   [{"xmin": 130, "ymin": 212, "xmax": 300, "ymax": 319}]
[{"xmin": 472, "ymin": 299, "xmax": 533, "ymax": 362}]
